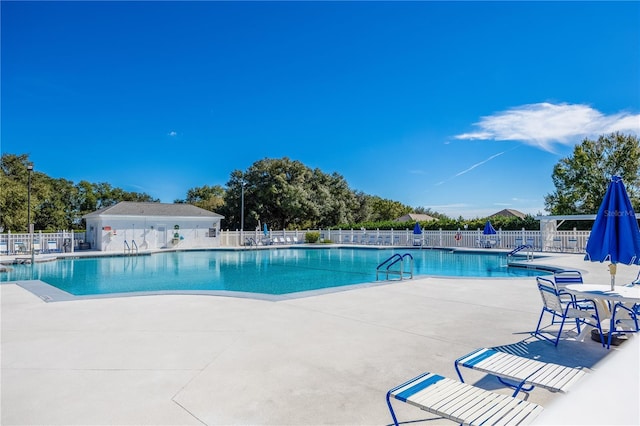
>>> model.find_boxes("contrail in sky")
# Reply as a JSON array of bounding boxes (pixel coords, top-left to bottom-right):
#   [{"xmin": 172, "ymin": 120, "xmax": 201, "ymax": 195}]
[
  {"xmin": 434, "ymin": 147, "xmax": 517, "ymax": 186},
  {"xmin": 454, "ymin": 151, "xmax": 506, "ymax": 177}
]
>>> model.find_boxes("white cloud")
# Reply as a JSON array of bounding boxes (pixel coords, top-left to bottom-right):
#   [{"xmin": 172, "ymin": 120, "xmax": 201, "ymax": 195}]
[
  {"xmin": 168, "ymin": 131, "xmax": 178, "ymax": 137},
  {"xmin": 455, "ymin": 103, "xmax": 640, "ymax": 152}
]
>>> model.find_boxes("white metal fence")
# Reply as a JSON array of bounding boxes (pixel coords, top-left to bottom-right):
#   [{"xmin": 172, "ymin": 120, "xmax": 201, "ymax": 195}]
[
  {"xmin": 0, "ymin": 231, "xmax": 86, "ymax": 255},
  {"xmin": 1, "ymin": 228, "xmax": 591, "ymax": 255},
  {"xmin": 220, "ymin": 228, "xmax": 591, "ymax": 253}
]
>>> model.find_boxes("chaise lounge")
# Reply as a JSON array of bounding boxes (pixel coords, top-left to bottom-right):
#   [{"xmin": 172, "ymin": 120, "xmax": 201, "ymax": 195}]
[
  {"xmin": 454, "ymin": 347, "xmax": 586, "ymax": 396},
  {"xmin": 386, "ymin": 371, "xmax": 543, "ymax": 426}
]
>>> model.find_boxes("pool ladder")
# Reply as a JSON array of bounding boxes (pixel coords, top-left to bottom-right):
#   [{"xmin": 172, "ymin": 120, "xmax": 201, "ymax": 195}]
[
  {"xmin": 376, "ymin": 253, "xmax": 414, "ymax": 281},
  {"xmin": 124, "ymin": 240, "xmax": 139, "ymax": 255},
  {"xmin": 507, "ymin": 244, "xmax": 534, "ymax": 262}
]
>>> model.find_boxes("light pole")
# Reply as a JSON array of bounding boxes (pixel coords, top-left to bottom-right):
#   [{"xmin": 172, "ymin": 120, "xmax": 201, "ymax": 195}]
[
  {"xmin": 240, "ymin": 177, "xmax": 245, "ymax": 246},
  {"xmin": 27, "ymin": 163, "xmax": 34, "ymax": 264}
]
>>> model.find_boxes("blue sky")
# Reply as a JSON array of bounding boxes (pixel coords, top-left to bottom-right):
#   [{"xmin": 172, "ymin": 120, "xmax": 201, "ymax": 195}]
[{"xmin": 2, "ymin": 1, "xmax": 639, "ymax": 219}]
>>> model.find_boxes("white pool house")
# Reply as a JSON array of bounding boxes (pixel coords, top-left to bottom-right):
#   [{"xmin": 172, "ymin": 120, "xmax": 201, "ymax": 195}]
[{"xmin": 83, "ymin": 202, "xmax": 224, "ymax": 253}]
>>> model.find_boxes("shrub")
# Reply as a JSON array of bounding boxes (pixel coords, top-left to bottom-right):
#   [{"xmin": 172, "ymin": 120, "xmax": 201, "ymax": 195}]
[{"xmin": 305, "ymin": 231, "xmax": 320, "ymax": 243}]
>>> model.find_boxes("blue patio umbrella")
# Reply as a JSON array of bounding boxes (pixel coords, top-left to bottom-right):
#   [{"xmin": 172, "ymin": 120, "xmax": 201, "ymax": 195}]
[
  {"xmin": 263, "ymin": 223, "xmax": 269, "ymax": 236},
  {"xmin": 483, "ymin": 221, "xmax": 497, "ymax": 235},
  {"xmin": 585, "ymin": 176, "xmax": 640, "ymax": 290},
  {"xmin": 413, "ymin": 222, "xmax": 422, "ymax": 234}
]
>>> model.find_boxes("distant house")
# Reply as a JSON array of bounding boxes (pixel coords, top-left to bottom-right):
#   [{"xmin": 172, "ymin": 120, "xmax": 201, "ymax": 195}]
[
  {"xmin": 490, "ymin": 209, "xmax": 526, "ymax": 219},
  {"xmin": 83, "ymin": 201, "xmax": 224, "ymax": 252},
  {"xmin": 394, "ymin": 213, "xmax": 436, "ymax": 223}
]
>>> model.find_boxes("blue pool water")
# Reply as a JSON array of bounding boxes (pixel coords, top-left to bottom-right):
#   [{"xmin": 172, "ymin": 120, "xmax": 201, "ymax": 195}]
[{"xmin": 1, "ymin": 248, "xmax": 546, "ymax": 296}]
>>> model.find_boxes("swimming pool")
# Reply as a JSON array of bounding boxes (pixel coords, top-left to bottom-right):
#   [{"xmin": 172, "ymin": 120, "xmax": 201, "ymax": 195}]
[{"xmin": 1, "ymin": 248, "xmax": 547, "ymax": 297}]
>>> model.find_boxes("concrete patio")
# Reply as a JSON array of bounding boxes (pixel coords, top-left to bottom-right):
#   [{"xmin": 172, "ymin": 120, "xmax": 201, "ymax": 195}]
[{"xmin": 1, "ymin": 251, "xmax": 639, "ymax": 425}]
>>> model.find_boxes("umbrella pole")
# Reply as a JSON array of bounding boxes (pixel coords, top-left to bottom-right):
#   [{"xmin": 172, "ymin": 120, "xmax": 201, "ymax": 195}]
[{"xmin": 608, "ymin": 263, "xmax": 617, "ymax": 291}]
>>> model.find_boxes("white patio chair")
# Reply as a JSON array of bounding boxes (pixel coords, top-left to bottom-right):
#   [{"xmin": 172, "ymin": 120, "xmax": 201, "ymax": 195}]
[
  {"xmin": 607, "ymin": 302, "xmax": 639, "ymax": 349},
  {"xmin": 46, "ymin": 240, "xmax": 60, "ymax": 253},
  {"xmin": 14, "ymin": 241, "xmax": 27, "ymax": 254},
  {"xmin": 534, "ymin": 277, "xmax": 605, "ymax": 347}
]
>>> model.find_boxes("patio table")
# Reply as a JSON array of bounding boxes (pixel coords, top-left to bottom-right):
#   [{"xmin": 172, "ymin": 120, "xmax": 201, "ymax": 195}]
[
  {"xmin": 564, "ymin": 284, "xmax": 640, "ymax": 341},
  {"xmin": 565, "ymin": 284, "xmax": 640, "ymax": 317}
]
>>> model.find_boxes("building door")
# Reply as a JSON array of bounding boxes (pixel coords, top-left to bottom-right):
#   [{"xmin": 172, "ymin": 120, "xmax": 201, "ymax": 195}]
[{"xmin": 156, "ymin": 225, "xmax": 167, "ymax": 248}]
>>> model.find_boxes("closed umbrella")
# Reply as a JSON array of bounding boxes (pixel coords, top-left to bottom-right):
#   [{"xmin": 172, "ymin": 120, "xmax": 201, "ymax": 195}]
[
  {"xmin": 413, "ymin": 222, "xmax": 422, "ymax": 235},
  {"xmin": 585, "ymin": 176, "xmax": 640, "ymax": 290},
  {"xmin": 483, "ymin": 221, "xmax": 497, "ymax": 235},
  {"xmin": 413, "ymin": 222, "xmax": 422, "ymax": 246},
  {"xmin": 263, "ymin": 223, "xmax": 269, "ymax": 237}
]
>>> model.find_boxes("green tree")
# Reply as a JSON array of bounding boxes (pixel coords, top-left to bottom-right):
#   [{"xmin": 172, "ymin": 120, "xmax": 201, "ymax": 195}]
[
  {"xmin": 1, "ymin": 153, "xmax": 159, "ymax": 231},
  {"xmin": 0, "ymin": 154, "xmax": 32, "ymax": 231},
  {"xmin": 545, "ymin": 133, "xmax": 640, "ymax": 214},
  {"xmin": 369, "ymin": 196, "xmax": 413, "ymax": 222},
  {"xmin": 34, "ymin": 176, "xmax": 78, "ymax": 231},
  {"xmin": 220, "ymin": 157, "xmax": 359, "ymax": 230},
  {"xmin": 176, "ymin": 185, "xmax": 225, "ymax": 211}
]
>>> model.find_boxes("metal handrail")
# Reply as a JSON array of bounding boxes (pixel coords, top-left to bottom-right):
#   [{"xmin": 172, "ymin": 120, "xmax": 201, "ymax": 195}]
[
  {"xmin": 131, "ymin": 239, "xmax": 138, "ymax": 255},
  {"xmin": 507, "ymin": 244, "xmax": 534, "ymax": 261},
  {"xmin": 124, "ymin": 240, "xmax": 131, "ymax": 254},
  {"xmin": 376, "ymin": 253, "xmax": 414, "ymax": 281}
]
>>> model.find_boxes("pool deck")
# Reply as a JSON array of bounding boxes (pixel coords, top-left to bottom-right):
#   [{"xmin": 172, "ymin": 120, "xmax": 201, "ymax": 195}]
[{"xmin": 1, "ymin": 249, "xmax": 639, "ymax": 425}]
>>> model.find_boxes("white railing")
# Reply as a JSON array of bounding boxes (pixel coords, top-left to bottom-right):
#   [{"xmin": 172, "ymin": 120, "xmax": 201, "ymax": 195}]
[
  {"xmin": 218, "ymin": 228, "xmax": 591, "ymax": 253},
  {"xmin": 0, "ymin": 231, "xmax": 85, "ymax": 255},
  {"xmin": 1, "ymin": 228, "xmax": 591, "ymax": 255}
]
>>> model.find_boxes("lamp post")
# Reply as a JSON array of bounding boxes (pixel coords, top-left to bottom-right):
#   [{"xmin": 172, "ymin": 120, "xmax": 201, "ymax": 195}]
[
  {"xmin": 240, "ymin": 177, "xmax": 245, "ymax": 246},
  {"xmin": 27, "ymin": 163, "xmax": 34, "ymax": 264},
  {"xmin": 463, "ymin": 224, "xmax": 468, "ymax": 247}
]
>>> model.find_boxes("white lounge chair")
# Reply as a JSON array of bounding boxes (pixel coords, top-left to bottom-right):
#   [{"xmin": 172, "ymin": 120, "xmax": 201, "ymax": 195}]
[
  {"xmin": 386, "ymin": 371, "xmax": 543, "ymax": 426},
  {"xmin": 454, "ymin": 348, "xmax": 586, "ymax": 396}
]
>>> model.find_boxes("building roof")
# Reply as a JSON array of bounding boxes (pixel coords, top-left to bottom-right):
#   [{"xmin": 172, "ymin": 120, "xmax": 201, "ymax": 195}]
[
  {"xmin": 83, "ymin": 201, "xmax": 224, "ymax": 219},
  {"xmin": 394, "ymin": 213, "xmax": 436, "ymax": 222},
  {"xmin": 490, "ymin": 209, "xmax": 526, "ymax": 219}
]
